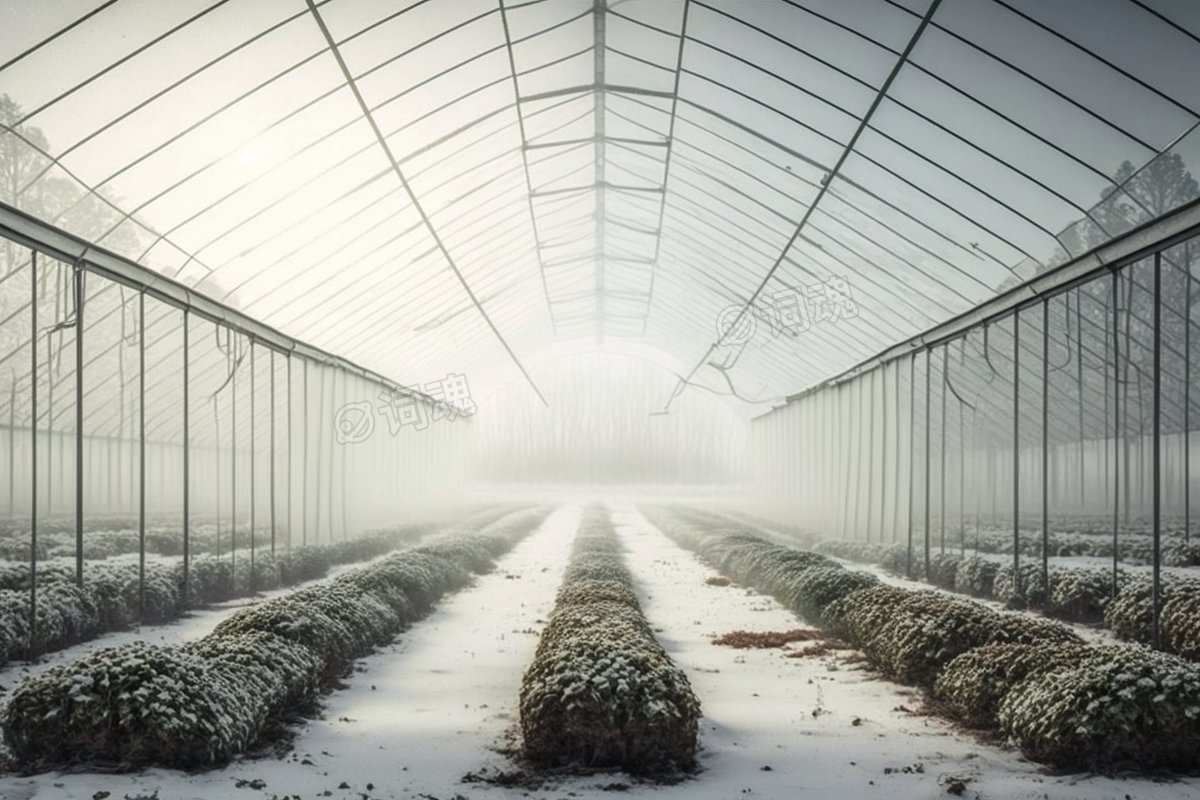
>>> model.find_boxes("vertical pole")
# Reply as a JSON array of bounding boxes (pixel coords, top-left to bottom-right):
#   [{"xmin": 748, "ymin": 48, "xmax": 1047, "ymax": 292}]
[
  {"xmin": 1113, "ymin": 269, "xmax": 1121, "ymax": 598},
  {"xmin": 959, "ymin": 342, "xmax": 966, "ymax": 554},
  {"xmin": 182, "ymin": 310, "xmax": 190, "ymax": 606},
  {"xmin": 74, "ymin": 265, "xmax": 84, "ymax": 588},
  {"xmin": 287, "ymin": 354, "xmax": 293, "ymax": 552},
  {"xmin": 270, "ymin": 350, "xmax": 276, "ymax": 555},
  {"xmin": 302, "ymin": 359, "xmax": 308, "ymax": 546},
  {"xmin": 138, "ymin": 290, "xmax": 146, "ymax": 619},
  {"xmin": 7, "ymin": 383, "xmax": 13, "ymax": 518},
  {"xmin": 1076, "ymin": 288, "xmax": 1086, "ymax": 510},
  {"xmin": 1153, "ymin": 251, "xmax": 1163, "ymax": 649},
  {"xmin": 907, "ymin": 352, "xmax": 915, "ymax": 578},
  {"xmin": 1042, "ymin": 296, "xmax": 1050, "ymax": 594},
  {"xmin": 893, "ymin": 360, "xmax": 902, "ymax": 541},
  {"xmin": 924, "ymin": 347, "xmax": 932, "ymax": 577},
  {"xmin": 869, "ymin": 368, "xmax": 879, "ymax": 543},
  {"xmin": 29, "ymin": 251, "xmax": 38, "ymax": 655},
  {"xmin": 250, "ymin": 340, "xmax": 256, "ymax": 592},
  {"xmin": 1013, "ymin": 310, "xmax": 1022, "ymax": 598},
  {"xmin": 231, "ymin": 336, "xmax": 237, "ymax": 584},
  {"xmin": 940, "ymin": 345, "xmax": 948, "ymax": 554},
  {"xmin": 1186, "ymin": 241, "xmax": 1192, "ymax": 543}
]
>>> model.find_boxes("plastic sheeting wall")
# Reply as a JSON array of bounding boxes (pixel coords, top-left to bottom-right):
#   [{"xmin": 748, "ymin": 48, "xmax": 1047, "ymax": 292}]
[
  {"xmin": 751, "ymin": 225, "xmax": 1200, "ymax": 561},
  {"xmin": 0, "ymin": 238, "xmax": 469, "ymax": 557}
]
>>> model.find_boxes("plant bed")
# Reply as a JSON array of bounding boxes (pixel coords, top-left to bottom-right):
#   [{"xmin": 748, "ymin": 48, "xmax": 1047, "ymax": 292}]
[
  {"xmin": 2, "ymin": 508, "xmax": 549, "ymax": 770},
  {"xmin": 998, "ymin": 644, "xmax": 1200, "ymax": 770},
  {"xmin": 519, "ymin": 504, "xmax": 700, "ymax": 776}
]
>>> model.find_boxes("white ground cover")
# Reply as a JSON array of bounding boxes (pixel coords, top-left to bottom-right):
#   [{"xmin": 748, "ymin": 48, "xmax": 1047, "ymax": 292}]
[{"xmin": 1, "ymin": 503, "xmax": 1199, "ymax": 800}]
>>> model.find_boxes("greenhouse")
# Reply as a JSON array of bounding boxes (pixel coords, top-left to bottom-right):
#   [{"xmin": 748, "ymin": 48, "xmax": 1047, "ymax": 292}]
[{"xmin": 2, "ymin": 0, "xmax": 1200, "ymax": 797}]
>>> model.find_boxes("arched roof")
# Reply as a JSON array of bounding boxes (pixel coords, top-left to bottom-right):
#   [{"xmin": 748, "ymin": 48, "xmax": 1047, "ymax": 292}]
[{"xmin": 2, "ymin": 0, "xmax": 1199, "ymax": 409}]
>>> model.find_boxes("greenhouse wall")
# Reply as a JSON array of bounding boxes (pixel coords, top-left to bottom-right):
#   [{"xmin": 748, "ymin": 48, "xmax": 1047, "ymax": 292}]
[
  {"xmin": 0, "ymin": 220, "xmax": 470, "ymax": 561},
  {"xmin": 752, "ymin": 217, "xmax": 1200, "ymax": 571}
]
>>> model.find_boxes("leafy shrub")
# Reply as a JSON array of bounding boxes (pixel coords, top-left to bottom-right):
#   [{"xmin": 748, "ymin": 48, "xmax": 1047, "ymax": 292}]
[
  {"xmin": 3, "ymin": 641, "xmax": 261, "ymax": 768},
  {"xmin": 1161, "ymin": 594, "xmax": 1200, "ymax": 661},
  {"xmin": 927, "ymin": 553, "xmax": 963, "ymax": 590},
  {"xmin": 781, "ymin": 565, "xmax": 878, "ymax": 623},
  {"xmin": 521, "ymin": 504, "xmax": 699, "ymax": 775},
  {"xmin": 999, "ymin": 645, "xmax": 1200, "ymax": 769},
  {"xmin": 1104, "ymin": 574, "xmax": 1198, "ymax": 644},
  {"xmin": 822, "ymin": 586, "xmax": 1080, "ymax": 689},
  {"xmin": 935, "ymin": 642, "xmax": 1092, "ymax": 727},
  {"xmin": 2, "ymin": 507, "xmax": 551, "ymax": 769},
  {"xmin": 1046, "ymin": 567, "xmax": 1116, "ymax": 621},
  {"xmin": 993, "ymin": 562, "xmax": 1047, "ymax": 607},
  {"xmin": 954, "ymin": 556, "xmax": 999, "ymax": 597}
]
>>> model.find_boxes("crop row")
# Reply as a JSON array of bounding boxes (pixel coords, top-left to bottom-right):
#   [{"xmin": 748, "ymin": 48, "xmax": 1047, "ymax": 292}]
[
  {"xmin": 0, "ymin": 507, "xmax": 519, "ymax": 669},
  {"xmin": 804, "ymin": 537, "xmax": 1200, "ymax": 663},
  {"xmin": 519, "ymin": 504, "xmax": 700, "ymax": 775},
  {"xmin": 0, "ymin": 523, "xmax": 438, "ymax": 669},
  {"xmin": 644, "ymin": 507, "xmax": 1200, "ymax": 770},
  {"xmin": 1, "ymin": 507, "xmax": 550, "ymax": 770}
]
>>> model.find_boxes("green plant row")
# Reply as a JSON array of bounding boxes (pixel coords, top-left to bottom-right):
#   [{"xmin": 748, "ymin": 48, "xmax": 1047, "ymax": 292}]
[
  {"xmin": 519, "ymin": 504, "xmax": 700, "ymax": 776},
  {"xmin": 805, "ymin": 537, "xmax": 1200, "ymax": 664},
  {"xmin": 0, "ymin": 507, "xmax": 517, "ymax": 669},
  {"xmin": 644, "ymin": 507, "xmax": 1200, "ymax": 771},
  {"xmin": 1, "ymin": 507, "xmax": 549, "ymax": 770}
]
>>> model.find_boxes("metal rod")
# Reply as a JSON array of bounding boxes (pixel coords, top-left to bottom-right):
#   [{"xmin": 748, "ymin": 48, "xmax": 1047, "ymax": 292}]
[
  {"xmin": 29, "ymin": 249, "xmax": 38, "ymax": 656},
  {"xmin": 1013, "ymin": 310, "xmax": 1022, "ymax": 598},
  {"xmin": 1076, "ymin": 288, "xmax": 1085, "ymax": 510},
  {"xmin": 940, "ymin": 344, "xmax": 947, "ymax": 553},
  {"xmin": 302, "ymin": 358, "xmax": 308, "ymax": 546},
  {"xmin": 925, "ymin": 347, "xmax": 932, "ymax": 577},
  {"xmin": 270, "ymin": 349, "xmax": 276, "ymax": 555},
  {"xmin": 867, "ymin": 367, "xmax": 877, "ymax": 543},
  {"xmin": 893, "ymin": 360, "xmax": 902, "ymax": 541},
  {"xmin": 907, "ymin": 352, "xmax": 915, "ymax": 577},
  {"xmin": 1042, "ymin": 296, "xmax": 1050, "ymax": 593},
  {"xmin": 959, "ymin": 340, "xmax": 966, "ymax": 554},
  {"xmin": 74, "ymin": 265, "xmax": 84, "ymax": 588},
  {"xmin": 1187, "ymin": 240, "xmax": 1192, "ymax": 543},
  {"xmin": 182, "ymin": 309, "xmax": 190, "ymax": 605},
  {"xmin": 250, "ymin": 339, "xmax": 256, "ymax": 593},
  {"xmin": 1153, "ymin": 250, "xmax": 1163, "ymax": 649},
  {"xmin": 138, "ymin": 289, "xmax": 145, "ymax": 619},
  {"xmin": 1113, "ymin": 268, "xmax": 1121, "ymax": 598},
  {"xmin": 231, "ymin": 333, "xmax": 237, "ymax": 585},
  {"xmin": 287, "ymin": 354, "xmax": 292, "ymax": 552}
]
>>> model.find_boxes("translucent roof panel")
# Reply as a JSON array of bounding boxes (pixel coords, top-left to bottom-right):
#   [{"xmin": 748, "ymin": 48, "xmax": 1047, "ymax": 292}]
[{"xmin": 2, "ymin": 0, "xmax": 1199, "ymax": 412}]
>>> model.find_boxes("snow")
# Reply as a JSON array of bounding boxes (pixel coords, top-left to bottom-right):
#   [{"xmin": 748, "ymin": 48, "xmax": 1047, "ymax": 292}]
[{"xmin": 2, "ymin": 503, "xmax": 1200, "ymax": 800}]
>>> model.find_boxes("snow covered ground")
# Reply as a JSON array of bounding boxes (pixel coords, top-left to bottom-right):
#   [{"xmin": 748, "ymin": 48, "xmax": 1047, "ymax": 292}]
[{"xmin": 3, "ymin": 503, "xmax": 1200, "ymax": 800}]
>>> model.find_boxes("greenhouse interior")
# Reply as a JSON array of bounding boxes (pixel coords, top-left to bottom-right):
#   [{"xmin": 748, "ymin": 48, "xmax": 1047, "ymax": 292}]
[{"xmin": 3, "ymin": 0, "xmax": 1200, "ymax": 797}]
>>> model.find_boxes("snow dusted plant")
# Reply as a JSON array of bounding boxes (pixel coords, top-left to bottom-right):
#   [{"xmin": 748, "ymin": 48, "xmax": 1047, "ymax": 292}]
[
  {"xmin": 780, "ymin": 565, "xmax": 878, "ymax": 623},
  {"xmin": 954, "ymin": 556, "xmax": 1000, "ymax": 597},
  {"xmin": 2, "ymin": 508, "xmax": 550, "ymax": 770},
  {"xmin": 520, "ymin": 504, "xmax": 699, "ymax": 775},
  {"xmin": 2, "ymin": 641, "xmax": 258, "ymax": 768},
  {"xmin": 1104, "ymin": 573, "xmax": 1198, "ymax": 645},
  {"xmin": 927, "ymin": 553, "xmax": 964, "ymax": 590},
  {"xmin": 1045, "ymin": 567, "xmax": 1117, "ymax": 621},
  {"xmin": 1161, "ymin": 594, "xmax": 1200, "ymax": 661},
  {"xmin": 992, "ymin": 562, "xmax": 1048, "ymax": 608},
  {"xmin": 823, "ymin": 587, "xmax": 1080, "ymax": 689},
  {"xmin": 934, "ymin": 642, "xmax": 1091, "ymax": 727},
  {"xmin": 998, "ymin": 645, "xmax": 1200, "ymax": 769}
]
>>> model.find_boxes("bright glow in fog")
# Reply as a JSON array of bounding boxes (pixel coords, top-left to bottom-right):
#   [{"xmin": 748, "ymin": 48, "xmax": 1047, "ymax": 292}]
[{"xmin": 471, "ymin": 351, "xmax": 750, "ymax": 487}]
